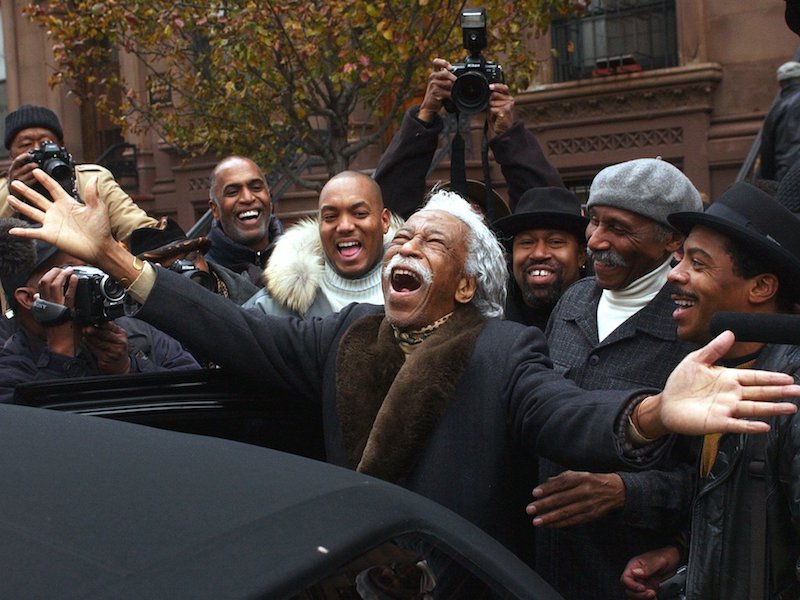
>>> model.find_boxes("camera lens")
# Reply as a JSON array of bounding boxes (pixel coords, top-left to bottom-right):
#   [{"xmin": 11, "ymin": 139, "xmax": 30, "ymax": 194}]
[
  {"xmin": 44, "ymin": 159, "xmax": 73, "ymax": 185},
  {"xmin": 189, "ymin": 270, "xmax": 217, "ymax": 292},
  {"xmin": 100, "ymin": 275, "xmax": 126, "ymax": 302},
  {"xmin": 452, "ymin": 71, "xmax": 491, "ymax": 114}
]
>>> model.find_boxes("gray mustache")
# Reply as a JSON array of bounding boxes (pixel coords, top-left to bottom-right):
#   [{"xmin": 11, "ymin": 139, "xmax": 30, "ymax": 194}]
[
  {"xmin": 587, "ymin": 248, "xmax": 628, "ymax": 268},
  {"xmin": 382, "ymin": 255, "xmax": 433, "ymax": 285}
]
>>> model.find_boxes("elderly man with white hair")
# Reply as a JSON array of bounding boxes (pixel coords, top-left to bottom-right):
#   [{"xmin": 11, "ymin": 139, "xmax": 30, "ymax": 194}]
[{"xmin": 6, "ymin": 170, "xmax": 800, "ymax": 582}]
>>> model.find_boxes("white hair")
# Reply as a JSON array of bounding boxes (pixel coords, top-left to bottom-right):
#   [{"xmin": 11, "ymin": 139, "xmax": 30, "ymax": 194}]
[{"xmin": 419, "ymin": 189, "xmax": 507, "ymax": 318}]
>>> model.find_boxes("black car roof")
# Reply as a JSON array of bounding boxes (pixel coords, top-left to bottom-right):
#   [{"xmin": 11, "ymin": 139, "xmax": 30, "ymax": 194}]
[{"xmin": 0, "ymin": 403, "xmax": 557, "ymax": 599}]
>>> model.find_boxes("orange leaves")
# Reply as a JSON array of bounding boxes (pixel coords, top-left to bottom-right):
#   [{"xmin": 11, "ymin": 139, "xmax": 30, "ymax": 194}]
[{"xmin": 24, "ymin": 0, "xmax": 575, "ymax": 187}]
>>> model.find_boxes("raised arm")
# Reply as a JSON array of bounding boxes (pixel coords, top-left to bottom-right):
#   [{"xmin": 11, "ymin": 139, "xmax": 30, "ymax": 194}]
[
  {"xmin": 486, "ymin": 83, "xmax": 565, "ymax": 209},
  {"xmin": 373, "ymin": 58, "xmax": 454, "ymax": 219}
]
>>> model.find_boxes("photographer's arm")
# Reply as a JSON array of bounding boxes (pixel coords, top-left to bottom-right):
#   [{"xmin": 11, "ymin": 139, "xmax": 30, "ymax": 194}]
[
  {"xmin": 76, "ymin": 165, "xmax": 157, "ymax": 244},
  {"xmin": 0, "ymin": 155, "xmax": 38, "ymax": 218},
  {"xmin": 373, "ymin": 59, "xmax": 454, "ymax": 219},
  {"xmin": 487, "ymin": 84, "xmax": 565, "ymax": 210},
  {"xmin": 37, "ymin": 265, "xmax": 79, "ymax": 358}
]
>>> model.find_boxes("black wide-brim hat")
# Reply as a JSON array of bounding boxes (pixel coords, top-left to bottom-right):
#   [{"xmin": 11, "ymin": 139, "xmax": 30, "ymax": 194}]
[
  {"xmin": 668, "ymin": 181, "xmax": 800, "ymax": 286},
  {"xmin": 128, "ymin": 217, "xmax": 211, "ymax": 261},
  {"xmin": 492, "ymin": 186, "xmax": 589, "ymax": 246}
]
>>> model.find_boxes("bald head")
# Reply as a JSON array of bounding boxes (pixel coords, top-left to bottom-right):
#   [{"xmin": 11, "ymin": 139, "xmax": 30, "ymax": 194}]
[{"xmin": 319, "ymin": 171, "xmax": 383, "ymax": 209}]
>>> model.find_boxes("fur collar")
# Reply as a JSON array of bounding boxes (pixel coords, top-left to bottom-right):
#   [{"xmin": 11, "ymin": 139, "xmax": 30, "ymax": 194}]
[
  {"xmin": 335, "ymin": 304, "xmax": 486, "ymax": 484},
  {"xmin": 263, "ymin": 213, "xmax": 403, "ymax": 315}
]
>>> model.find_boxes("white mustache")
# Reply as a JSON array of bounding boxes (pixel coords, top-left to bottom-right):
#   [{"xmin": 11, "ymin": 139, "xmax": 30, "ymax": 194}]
[{"xmin": 382, "ymin": 255, "xmax": 433, "ymax": 285}]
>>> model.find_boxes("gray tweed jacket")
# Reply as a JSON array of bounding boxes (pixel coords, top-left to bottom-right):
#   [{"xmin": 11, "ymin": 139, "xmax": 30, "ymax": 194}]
[{"xmin": 537, "ymin": 276, "xmax": 700, "ymax": 600}]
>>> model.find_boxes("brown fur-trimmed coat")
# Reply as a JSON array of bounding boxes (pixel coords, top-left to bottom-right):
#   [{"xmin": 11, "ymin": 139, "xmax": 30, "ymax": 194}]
[{"xmin": 138, "ymin": 269, "xmax": 667, "ymax": 558}]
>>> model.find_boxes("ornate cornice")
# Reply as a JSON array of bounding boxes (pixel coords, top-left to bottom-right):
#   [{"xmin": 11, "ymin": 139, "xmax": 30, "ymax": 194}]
[
  {"xmin": 516, "ymin": 63, "xmax": 723, "ymax": 129},
  {"xmin": 547, "ymin": 127, "xmax": 684, "ymax": 157}
]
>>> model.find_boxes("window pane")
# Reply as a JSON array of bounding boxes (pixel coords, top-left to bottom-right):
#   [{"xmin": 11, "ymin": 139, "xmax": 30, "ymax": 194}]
[{"xmin": 552, "ymin": 0, "xmax": 678, "ymax": 82}]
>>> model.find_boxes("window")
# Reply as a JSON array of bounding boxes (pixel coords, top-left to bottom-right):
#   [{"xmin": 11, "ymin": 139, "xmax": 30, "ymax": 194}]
[{"xmin": 551, "ymin": 0, "xmax": 678, "ymax": 82}]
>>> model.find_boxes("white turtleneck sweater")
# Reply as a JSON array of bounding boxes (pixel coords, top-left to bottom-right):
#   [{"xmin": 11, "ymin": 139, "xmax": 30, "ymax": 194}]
[
  {"xmin": 319, "ymin": 260, "xmax": 385, "ymax": 312},
  {"xmin": 596, "ymin": 257, "xmax": 672, "ymax": 342}
]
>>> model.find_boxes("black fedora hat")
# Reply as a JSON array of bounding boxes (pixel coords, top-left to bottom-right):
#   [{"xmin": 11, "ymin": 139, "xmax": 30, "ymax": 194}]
[
  {"xmin": 129, "ymin": 217, "xmax": 212, "ymax": 261},
  {"xmin": 668, "ymin": 181, "xmax": 800, "ymax": 285},
  {"xmin": 492, "ymin": 187, "xmax": 589, "ymax": 244}
]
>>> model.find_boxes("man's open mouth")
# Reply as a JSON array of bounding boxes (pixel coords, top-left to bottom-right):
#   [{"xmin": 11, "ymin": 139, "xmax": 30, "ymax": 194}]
[
  {"xmin": 672, "ymin": 293, "xmax": 698, "ymax": 309},
  {"xmin": 391, "ymin": 268, "xmax": 422, "ymax": 292},
  {"xmin": 237, "ymin": 209, "xmax": 261, "ymax": 222},
  {"xmin": 337, "ymin": 240, "xmax": 362, "ymax": 259}
]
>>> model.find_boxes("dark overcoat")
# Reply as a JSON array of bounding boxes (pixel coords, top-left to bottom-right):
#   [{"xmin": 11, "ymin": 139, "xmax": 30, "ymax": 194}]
[{"xmin": 136, "ymin": 269, "xmax": 668, "ymax": 556}]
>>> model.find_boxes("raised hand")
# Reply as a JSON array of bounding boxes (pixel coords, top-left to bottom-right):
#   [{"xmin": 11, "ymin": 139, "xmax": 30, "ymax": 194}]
[
  {"xmin": 7, "ymin": 169, "xmax": 126, "ymax": 278},
  {"xmin": 418, "ymin": 58, "xmax": 456, "ymax": 122},
  {"xmin": 636, "ymin": 331, "xmax": 799, "ymax": 438}
]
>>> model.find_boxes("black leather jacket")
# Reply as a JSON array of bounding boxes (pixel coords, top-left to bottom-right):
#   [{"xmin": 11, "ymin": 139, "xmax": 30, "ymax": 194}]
[{"xmin": 686, "ymin": 343, "xmax": 800, "ymax": 600}]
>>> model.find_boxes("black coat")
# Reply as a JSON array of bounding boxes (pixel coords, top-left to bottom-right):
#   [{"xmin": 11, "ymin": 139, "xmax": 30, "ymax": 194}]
[
  {"xmin": 135, "ymin": 268, "xmax": 671, "ymax": 557},
  {"xmin": 205, "ymin": 216, "xmax": 284, "ymax": 287}
]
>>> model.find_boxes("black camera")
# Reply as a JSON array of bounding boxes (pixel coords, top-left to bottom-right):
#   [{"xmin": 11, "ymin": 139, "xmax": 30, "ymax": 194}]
[
  {"xmin": 169, "ymin": 259, "xmax": 216, "ymax": 292},
  {"xmin": 28, "ymin": 141, "xmax": 78, "ymax": 198},
  {"xmin": 70, "ymin": 265, "xmax": 126, "ymax": 325},
  {"xmin": 446, "ymin": 7, "xmax": 504, "ymax": 115}
]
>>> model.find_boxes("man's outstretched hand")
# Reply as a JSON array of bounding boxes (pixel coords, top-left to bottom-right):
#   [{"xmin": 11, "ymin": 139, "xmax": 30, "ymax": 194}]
[{"xmin": 636, "ymin": 331, "xmax": 799, "ymax": 438}]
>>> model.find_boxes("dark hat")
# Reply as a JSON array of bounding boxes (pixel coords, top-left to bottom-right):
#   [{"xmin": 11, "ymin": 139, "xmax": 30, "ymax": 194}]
[
  {"xmin": 787, "ymin": 0, "xmax": 800, "ymax": 35},
  {"xmin": 129, "ymin": 217, "xmax": 212, "ymax": 261},
  {"xmin": 0, "ymin": 217, "xmax": 60, "ymax": 303},
  {"xmin": 4, "ymin": 104, "xmax": 64, "ymax": 150},
  {"xmin": 442, "ymin": 179, "xmax": 511, "ymax": 220},
  {"xmin": 492, "ymin": 186, "xmax": 589, "ymax": 244},
  {"xmin": 668, "ymin": 181, "xmax": 800, "ymax": 285}
]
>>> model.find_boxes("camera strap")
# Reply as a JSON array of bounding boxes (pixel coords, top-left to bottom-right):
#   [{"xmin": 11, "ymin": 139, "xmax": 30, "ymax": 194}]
[
  {"xmin": 449, "ymin": 113, "xmax": 467, "ymax": 198},
  {"xmin": 481, "ymin": 118, "xmax": 494, "ymax": 223},
  {"xmin": 448, "ymin": 114, "xmax": 498, "ymax": 223}
]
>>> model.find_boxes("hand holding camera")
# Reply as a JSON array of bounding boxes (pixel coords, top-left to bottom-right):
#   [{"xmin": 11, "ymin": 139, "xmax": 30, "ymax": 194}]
[
  {"xmin": 418, "ymin": 58, "xmax": 456, "ymax": 123},
  {"xmin": 444, "ymin": 7, "xmax": 504, "ymax": 115},
  {"xmin": 32, "ymin": 264, "xmax": 126, "ymax": 328},
  {"xmin": 32, "ymin": 263, "xmax": 130, "ymax": 372},
  {"xmin": 10, "ymin": 141, "xmax": 78, "ymax": 202},
  {"xmin": 486, "ymin": 82, "xmax": 515, "ymax": 136}
]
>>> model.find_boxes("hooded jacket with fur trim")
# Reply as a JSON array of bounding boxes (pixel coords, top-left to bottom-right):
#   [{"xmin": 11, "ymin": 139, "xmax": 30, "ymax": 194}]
[{"xmin": 244, "ymin": 214, "xmax": 403, "ymax": 318}]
